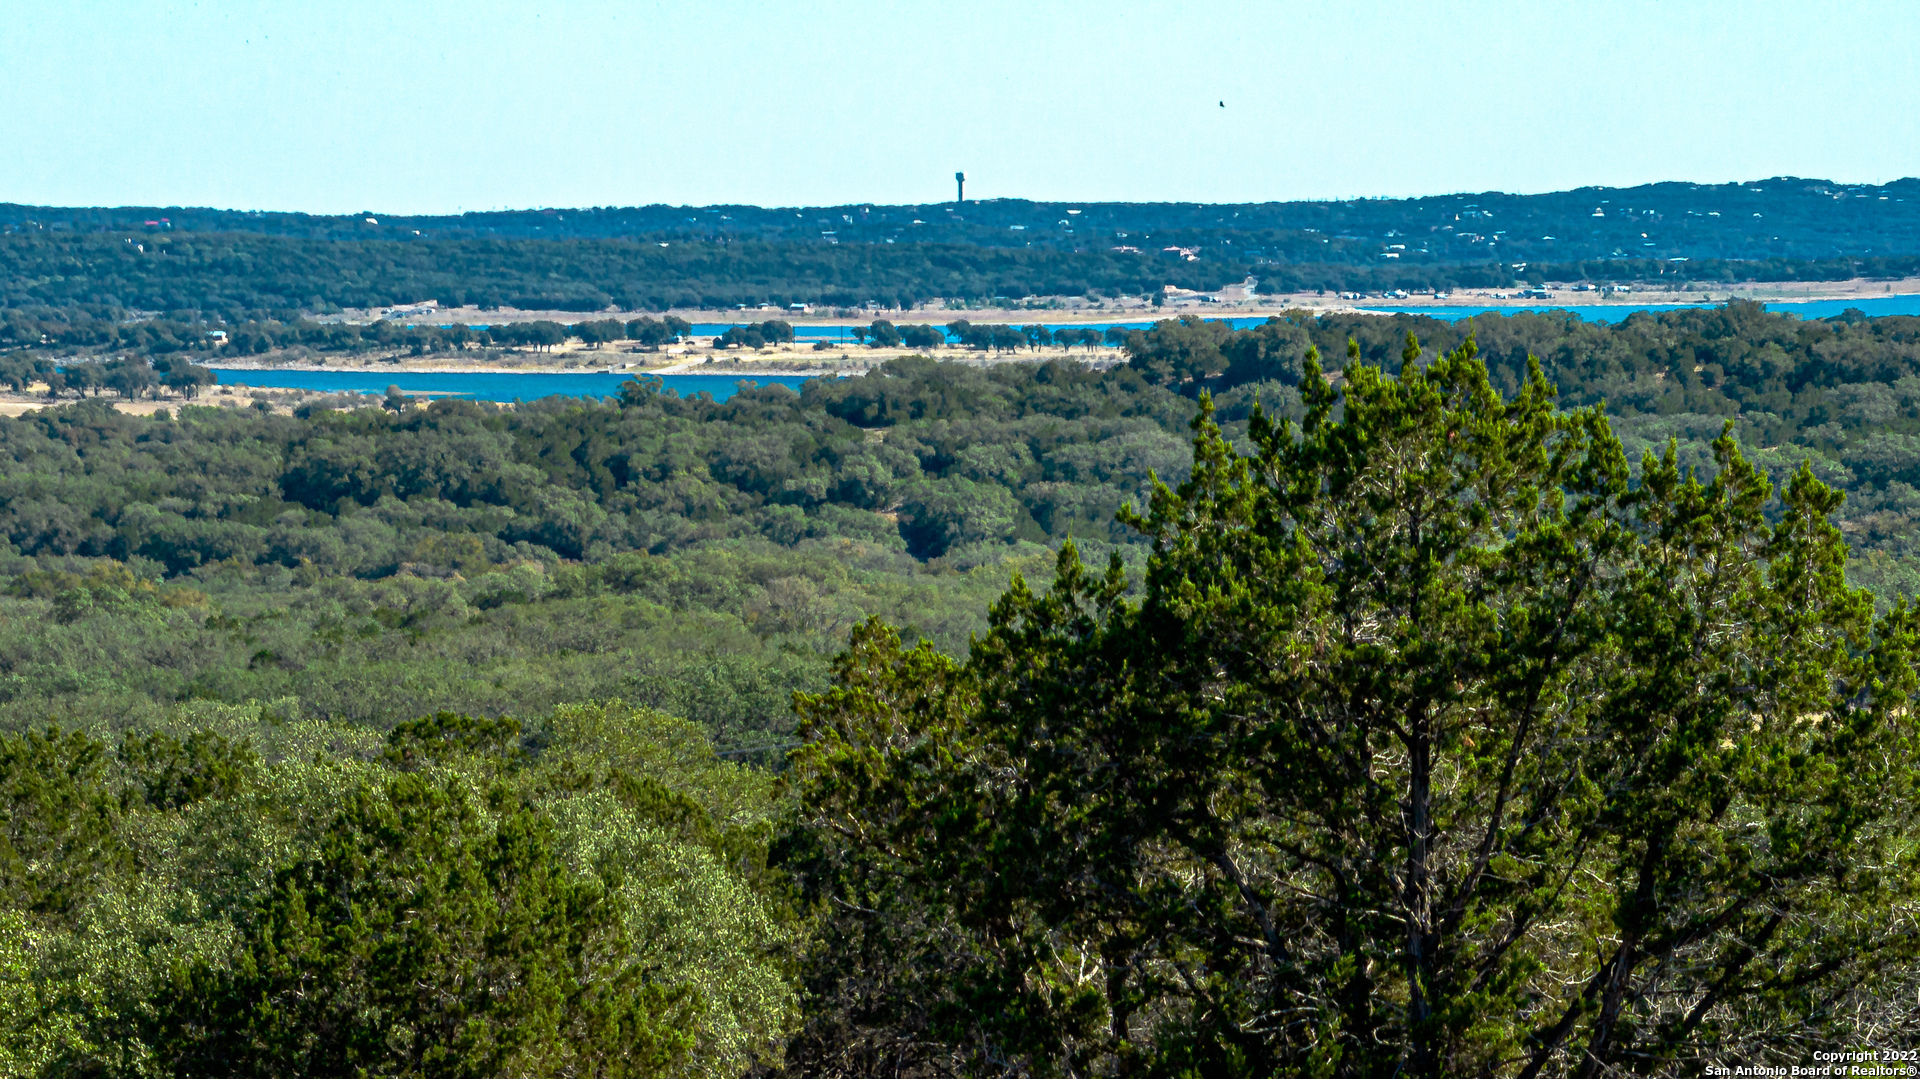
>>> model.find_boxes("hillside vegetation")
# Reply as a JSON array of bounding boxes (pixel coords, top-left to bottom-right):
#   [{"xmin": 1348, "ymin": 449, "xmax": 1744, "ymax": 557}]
[
  {"xmin": 2, "ymin": 302, "xmax": 1918, "ymax": 1075},
  {"xmin": 6, "ymin": 181, "xmax": 1920, "ymax": 312},
  {"xmin": 8, "ymin": 175, "xmax": 1917, "ymax": 261}
]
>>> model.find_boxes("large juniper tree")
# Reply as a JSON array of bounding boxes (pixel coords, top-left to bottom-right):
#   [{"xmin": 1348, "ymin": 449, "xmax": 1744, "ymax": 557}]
[{"xmin": 785, "ymin": 337, "xmax": 1920, "ymax": 1077}]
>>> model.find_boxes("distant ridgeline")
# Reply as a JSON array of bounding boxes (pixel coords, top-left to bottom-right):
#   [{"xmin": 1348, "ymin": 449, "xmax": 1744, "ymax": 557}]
[{"xmin": 1, "ymin": 177, "xmax": 1918, "ymax": 310}]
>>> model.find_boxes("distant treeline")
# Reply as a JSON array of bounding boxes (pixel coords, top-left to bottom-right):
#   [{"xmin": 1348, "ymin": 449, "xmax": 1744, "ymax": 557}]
[
  {"xmin": 1253, "ymin": 254, "xmax": 1920, "ymax": 294},
  {"xmin": 0, "ymin": 312, "xmax": 697, "ymax": 369},
  {"xmin": 7, "ymin": 230, "xmax": 1920, "ymax": 319},
  {"xmin": 5, "ymin": 175, "xmax": 1918, "ymax": 263},
  {"xmin": 0, "ymin": 232, "xmax": 1244, "ymax": 313},
  {"xmin": 0, "ymin": 309, "xmax": 1114, "ymax": 375}
]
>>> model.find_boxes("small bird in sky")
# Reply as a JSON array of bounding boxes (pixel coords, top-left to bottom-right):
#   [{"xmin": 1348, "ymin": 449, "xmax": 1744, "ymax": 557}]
[{"xmin": 1219, "ymin": 100, "xmax": 1225, "ymax": 107}]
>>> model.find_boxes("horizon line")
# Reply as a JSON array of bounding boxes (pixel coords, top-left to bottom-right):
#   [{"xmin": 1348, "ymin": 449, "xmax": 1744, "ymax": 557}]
[{"xmin": 6, "ymin": 175, "xmax": 1918, "ymax": 220}]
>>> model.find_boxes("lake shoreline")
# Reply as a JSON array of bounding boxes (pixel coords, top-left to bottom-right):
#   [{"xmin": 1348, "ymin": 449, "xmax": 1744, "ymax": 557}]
[
  {"xmin": 211, "ymin": 360, "xmax": 855, "ymax": 377},
  {"xmin": 212, "ymin": 286, "xmax": 1920, "ymax": 380},
  {"xmin": 316, "ymin": 276, "xmax": 1920, "ymax": 330}
]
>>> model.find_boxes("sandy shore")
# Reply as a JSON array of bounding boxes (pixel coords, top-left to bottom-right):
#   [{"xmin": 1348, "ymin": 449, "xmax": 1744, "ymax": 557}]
[
  {"xmin": 0, "ymin": 384, "xmax": 330, "ymax": 418},
  {"xmin": 207, "ymin": 356, "xmax": 877, "ymax": 377},
  {"xmin": 1258, "ymin": 275, "xmax": 1920, "ymax": 311},
  {"xmin": 208, "ymin": 341, "xmax": 1114, "ymax": 377}
]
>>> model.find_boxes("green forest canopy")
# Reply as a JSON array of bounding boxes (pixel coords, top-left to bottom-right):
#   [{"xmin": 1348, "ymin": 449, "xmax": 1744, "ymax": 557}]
[
  {"xmin": 787, "ymin": 349, "xmax": 1920, "ymax": 1074},
  {"xmin": 8, "ymin": 175, "xmax": 1918, "ymax": 261},
  {"xmin": 8, "ymin": 177, "xmax": 1920, "ymax": 314},
  {"xmin": 2, "ymin": 302, "xmax": 1919, "ymax": 1075},
  {"xmin": 5, "ymin": 228, "xmax": 1920, "ymax": 317}
]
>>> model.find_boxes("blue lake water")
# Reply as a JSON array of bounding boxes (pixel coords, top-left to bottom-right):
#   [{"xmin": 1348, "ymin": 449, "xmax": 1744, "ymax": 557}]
[
  {"xmin": 1359, "ymin": 293, "xmax": 1920, "ymax": 323},
  {"xmin": 210, "ymin": 369, "xmax": 814, "ymax": 402}
]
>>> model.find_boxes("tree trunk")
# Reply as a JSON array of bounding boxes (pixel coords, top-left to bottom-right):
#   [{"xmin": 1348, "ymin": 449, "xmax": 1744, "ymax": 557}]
[{"xmin": 1407, "ymin": 697, "xmax": 1436, "ymax": 1078}]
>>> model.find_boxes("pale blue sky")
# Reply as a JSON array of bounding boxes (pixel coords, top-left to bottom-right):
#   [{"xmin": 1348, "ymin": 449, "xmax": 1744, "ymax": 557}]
[{"xmin": 3, "ymin": 0, "xmax": 1916, "ymax": 213}]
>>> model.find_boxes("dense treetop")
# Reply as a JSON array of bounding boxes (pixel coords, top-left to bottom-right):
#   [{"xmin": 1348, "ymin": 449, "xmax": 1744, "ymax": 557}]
[{"xmin": 787, "ymin": 345, "xmax": 1920, "ymax": 1074}]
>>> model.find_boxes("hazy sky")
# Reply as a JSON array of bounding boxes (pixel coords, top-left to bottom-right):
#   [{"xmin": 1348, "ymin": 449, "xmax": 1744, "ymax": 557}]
[{"xmin": 4, "ymin": 0, "xmax": 1916, "ymax": 213}]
